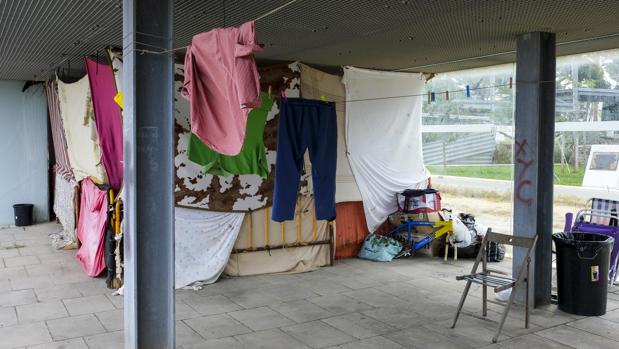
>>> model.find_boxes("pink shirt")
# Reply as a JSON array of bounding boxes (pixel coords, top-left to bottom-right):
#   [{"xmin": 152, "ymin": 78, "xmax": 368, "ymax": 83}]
[{"xmin": 182, "ymin": 21, "xmax": 262, "ymax": 156}]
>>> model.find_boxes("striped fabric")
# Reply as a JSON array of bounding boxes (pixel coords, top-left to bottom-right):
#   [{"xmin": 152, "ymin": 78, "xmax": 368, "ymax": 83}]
[
  {"xmin": 591, "ymin": 198, "xmax": 619, "ymax": 225},
  {"xmin": 45, "ymin": 80, "xmax": 74, "ymax": 181}
]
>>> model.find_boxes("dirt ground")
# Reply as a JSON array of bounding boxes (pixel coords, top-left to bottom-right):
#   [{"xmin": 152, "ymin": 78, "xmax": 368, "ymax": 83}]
[{"xmin": 438, "ymin": 188, "xmax": 583, "ymax": 235}]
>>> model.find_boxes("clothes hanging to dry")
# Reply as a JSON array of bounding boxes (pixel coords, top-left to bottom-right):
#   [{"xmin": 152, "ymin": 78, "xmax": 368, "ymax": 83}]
[
  {"xmin": 57, "ymin": 75, "xmax": 107, "ymax": 184},
  {"xmin": 343, "ymin": 66, "xmax": 430, "ymax": 232},
  {"xmin": 45, "ymin": 81, "xmax": 74, "ymax": 182},
  {"xmin": 272, "ymin": 98, "xmax": 337, "ymax": 222},
  {"xmin": 85, "ymin": 58, "xmax": 124, "ymax": 191},
  {"xmin": 182, "ymin": 21, "xmax": 263, "ymax": 156},
  {"xmin": 187, "ymin": 92, "xmax": 274, "ymax": 178},
  {"xmin": 75, "ymin": 178, "xmax": 108, "ymax": 277}
]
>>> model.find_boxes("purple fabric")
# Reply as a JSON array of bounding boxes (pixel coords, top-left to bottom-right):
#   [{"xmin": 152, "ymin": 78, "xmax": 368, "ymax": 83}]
[{"xmin": 85, "ymin": 58, "xmax": 123, "ymax": 191}]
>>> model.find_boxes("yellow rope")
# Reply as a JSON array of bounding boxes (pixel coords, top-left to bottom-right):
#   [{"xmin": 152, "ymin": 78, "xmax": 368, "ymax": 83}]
[
  {"xmin": 313, "ymin": 208, "xmax": 317, "ymax": 241},
  {"xmin": 265, "ymin": 208, "xmax": 269, "ymax": 246},
  {"xmin": 297, "ymin": 196, "xmax": 302, "ymax": 242},
  {"xmin": 248, "ymin": 211, "xmax": 254, "ymax": 250},
  {"xmin": 281, "ymin": 220, "xmax": 286, "ymax": 246}
]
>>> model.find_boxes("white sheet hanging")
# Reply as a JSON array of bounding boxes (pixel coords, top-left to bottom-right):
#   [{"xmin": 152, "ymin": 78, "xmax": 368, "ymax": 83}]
[
  {"xmin": 343, "ymin": 66, "xmax": 430, "ymax": 232},
  {"xmin": 175, "ymin": 207, "xmax": 244, "ymax": 288},
  {"xmin": 51, "ymin": 173, "xmax": 77, "ymax": 248},
  {"xmin": 299, "ymin": 63, "xmax": 362, "ymax": 203},
  {"xmin": 57, "ymin": 76, "xmax": 107, "ymax": 183}
]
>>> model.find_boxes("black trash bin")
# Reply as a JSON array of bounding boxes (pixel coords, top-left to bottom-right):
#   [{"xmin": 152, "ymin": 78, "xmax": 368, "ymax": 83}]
[
  {"xmin": 13, "ymin": 204, "xmax": 34, "ymax": 227},
  {"xmin": 553, "ymin": 232, "xmax": 614, "ymax": 316}
]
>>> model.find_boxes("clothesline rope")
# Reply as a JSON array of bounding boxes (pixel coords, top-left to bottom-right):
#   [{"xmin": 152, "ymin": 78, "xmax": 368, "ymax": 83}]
[{"xmin": 134, "ymin": 0, "xmax": 300, "ymax": 55}]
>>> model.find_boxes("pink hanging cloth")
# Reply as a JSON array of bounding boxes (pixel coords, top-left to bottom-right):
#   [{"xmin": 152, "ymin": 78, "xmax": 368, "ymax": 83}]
[
  {"xmin": 182, "ymin": 21, "xmax": 263, "ymax": 156},
  {"xmin": 76, "ymin": 178, "xmax": 108, "ymax": 277},
  {"xmin": 85, "ymin": 58, "xmax": 124, "ymax": 191}
]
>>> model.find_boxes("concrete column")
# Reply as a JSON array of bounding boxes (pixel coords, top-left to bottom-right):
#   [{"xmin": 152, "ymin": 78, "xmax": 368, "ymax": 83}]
[
  {"xmin": 123, "ymin": 0, "xmax": 175, "ymax": 347},
  {"xmin": 513, "ymin": 32, "xmax": 555, "ymax": 307}
]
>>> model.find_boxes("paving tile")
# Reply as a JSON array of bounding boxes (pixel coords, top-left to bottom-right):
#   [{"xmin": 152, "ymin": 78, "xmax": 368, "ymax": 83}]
[
  {"xmin": 69, "ymin": 280, "xmax": 110, "ymax": 296},
  {"xmin": 4, "ymin": 255, "xmax": 40, "ymax": 267},
  {"xmin": 184, "ymin": 294, "xmax": 241, "ymax": 315},
  {"xmin": 0, "ymin": 266, "xmax": 28, "ymax": 280},
  {"xmin": 536, "ymin": 324, "xmax": 618, "ymax": 349},
  {"xmin": 385, "ymin": 327, "xmax": 472, "ymax": 349},
  {"xmin": 343, "ymin": 288, "xmax": 406, "ymax": 308},
  {"xmin": 176, "ymin": 302, "xmax": 201, "ymax": 320},
  {"xmin": 34, "ymin": 284, "xmax": 82, "ymax": 302},
  {"xmin": 308, "ymin": 294, "xmax": 374, "ymax": 315},
  {"xmin": 567, "ymin": 316, "xmax": 619, "ymax": 341},
  {"xmin": 269, "ymin": 299, "xmax": 334, "ymax": 323},
  {"xmin": 229, "ymin": 306, "xmax": 294, "ymax": 331},
  {"xmin": 299, "ymin": 278, "xmax": 353, "ymax": 296},
  {"xmin": 0, "ymin": 305, "xmax": 17, "ymax": 326},
  {"xmin": 46, "ymin": 314, "xmax": 106, "ymax": 341},
  {"xmin": 0, "ymin": 321, "xmax": 52, "ymax": 348},
  {"xmin": 62, "ymin": 294, "xmax": 114, "ymax": 316},
  {"xmin": 184, "ymin": 313, "xmax": 252, "ymax": 340},
  {"xmin": 105, "ymin": 293, "xmax": 124, "ymax": 309},
  {"xmin": 94, "ymin": 308, "xmax": 123, "ymax": 332},
  {"xmin": 176, "ymin": 320, "xmax": 206, "ymax": 347},
  {"xmin": 84, "ymin": 331, "xmax": 124, "ymax": 349},
  {"xmin": 263, "ymin": 284, "xmax": 320, "ymax": 302},
  {"xmin": 10, "ymin": 275, "xmax": 54, "ymax": 290},
  {"xmin": 235, "ymin": 328, "xmax": 310, "ymax": 349},
  {"xmin": 16, "ymin": 300, "xmax": 68, "ymax": 323},
  {"xmin": 602, "ymin": 307, "xmax": 619, "ymax": 323},
  {"xmin": 282, "ymin": 320, "xmax": 356, "ymax": 348},
  {"xmin": 338, "ymin": 336, "xmax": 406, "ymax": 349},
  {"xmin": 321, "ymin": 312, "xmax": 393, "ymax": 339},
  {"xmin": 182, "ymin": 337, "xmax": 242, "ymax": 349},
  {"xmin": 0, "ymin": 289, "xmax": 37, "ymax": 306},
  {"xmin": 227, "ymin": 288, "xmax": 282, "ymax": 309},
  {"xmin": 26, "ymin": 337, "xmax": 88, "ymax": 349},
  {"xmin": 498, "ymin": 333, "xmax": 573, "ymax": 349},
  {"xmin": 361, "ymin": 307, "xmax": 430, "ymax": 329}
]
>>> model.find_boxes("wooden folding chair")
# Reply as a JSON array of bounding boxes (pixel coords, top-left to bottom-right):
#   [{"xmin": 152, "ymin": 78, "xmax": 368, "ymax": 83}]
[{"xmin": 451, "ymin": 231, "xmax": 538, "ymax": 343}]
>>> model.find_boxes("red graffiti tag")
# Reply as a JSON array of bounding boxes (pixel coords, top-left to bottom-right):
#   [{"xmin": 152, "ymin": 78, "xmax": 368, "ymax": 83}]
[{"xmin": 515, "ymin": 139, "xmax": 533, "ymax": 205}]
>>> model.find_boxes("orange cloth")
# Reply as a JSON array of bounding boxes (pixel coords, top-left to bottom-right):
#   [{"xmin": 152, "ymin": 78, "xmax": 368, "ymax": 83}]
[{"xmin": 335, "ymin": 201, "xmax": 390, "ymax": 259}]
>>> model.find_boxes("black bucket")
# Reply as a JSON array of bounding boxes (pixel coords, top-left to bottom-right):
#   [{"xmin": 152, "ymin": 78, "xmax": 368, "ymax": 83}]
[
  {"xmin": 13, "ymin": 204, "xmax": 34, "ymax": 227},
  {"xmin": 553, "ymin": 232, "xmax": 614, "ymax": 316}
]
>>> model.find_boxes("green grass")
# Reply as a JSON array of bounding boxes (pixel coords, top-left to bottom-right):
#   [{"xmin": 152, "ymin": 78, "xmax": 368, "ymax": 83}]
[{"xmin": 427, "ymin": 164, "xmax": 585, "ymax": 186}]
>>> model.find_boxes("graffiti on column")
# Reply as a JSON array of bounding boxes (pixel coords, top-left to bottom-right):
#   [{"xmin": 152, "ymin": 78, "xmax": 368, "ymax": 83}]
[{"xmin": 515, "ymin": 139, "xmax": 533, "ymax": 205}]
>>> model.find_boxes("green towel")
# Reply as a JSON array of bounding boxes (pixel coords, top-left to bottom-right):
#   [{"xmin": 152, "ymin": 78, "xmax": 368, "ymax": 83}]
[{"xmin": 187, "ymin": 92, "xmax": 274, "ymax": 178}]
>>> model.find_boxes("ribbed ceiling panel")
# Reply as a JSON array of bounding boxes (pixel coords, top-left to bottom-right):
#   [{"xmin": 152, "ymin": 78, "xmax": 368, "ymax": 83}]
[{"xmin": 1, "ymin": 0, "xmax": 619, "ymax": 80}]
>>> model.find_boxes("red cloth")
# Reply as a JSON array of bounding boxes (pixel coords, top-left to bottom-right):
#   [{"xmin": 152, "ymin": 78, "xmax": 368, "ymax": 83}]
[
  {"xmin": 85, "ymin": 58, "xmax": 124, "ymax": 191},
  {"xmin": 76, "ymin": 178, "xmax": 108, "ymax": 277},
  {"xmin": 182, "ymin": 21, "xmax": 262, "ymax": 156}
]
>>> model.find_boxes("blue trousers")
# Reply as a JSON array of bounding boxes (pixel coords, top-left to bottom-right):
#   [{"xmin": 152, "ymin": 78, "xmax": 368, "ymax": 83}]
[{"xmin": 272, "ymin": 98, "xmax": 337, "ymax": 222}]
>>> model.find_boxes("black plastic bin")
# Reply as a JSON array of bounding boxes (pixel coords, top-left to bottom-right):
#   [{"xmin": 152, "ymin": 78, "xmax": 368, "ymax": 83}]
[
  {"xmin": 553, "ymin": 232, "xmax": 614, "ymax": 316},
  {"xmin": 13, "ymin": 204, "xmax": 34, "ymax": 227}
]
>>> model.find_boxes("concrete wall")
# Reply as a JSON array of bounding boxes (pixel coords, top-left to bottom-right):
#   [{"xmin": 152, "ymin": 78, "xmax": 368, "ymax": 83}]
[{"xmin": 0, "ymin": 81, "xmax": 49, "ymax": 225}]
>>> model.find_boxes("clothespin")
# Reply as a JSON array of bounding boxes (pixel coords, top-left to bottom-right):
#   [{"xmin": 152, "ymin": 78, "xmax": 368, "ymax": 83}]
[
  {"xmin": 445, "ymin": 90, "xmax": 449, "ymax": 101},
  {"xmin": 268, "ymin": 85, "xmax": 272, "ymax": 99},
  {"xmin": 431, "ymin": 92, "xmax": 435, "ymax": 102},
  {"xmin": 427, "ymin": 92, "xmax": 431, "ymax": 104},
  {"xmin": 466, "ymin": 85, "xmax": 471, "ymax": 97},
  {"xmin": 320, "ymin": 95, "xmax": 329, "ymax": 104},
  {"xmin": 509, "ymin": 77, "xmax": 513, "ymax": 89},
  {"xmin": 280, "ymin": 89, "xmax": 287, "ymax": 102}
]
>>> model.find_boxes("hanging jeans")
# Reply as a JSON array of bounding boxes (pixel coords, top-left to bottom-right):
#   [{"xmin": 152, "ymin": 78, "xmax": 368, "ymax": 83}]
[{"xmin": 272, "ymin": 98, "xmax": 337, "ymax": 222}]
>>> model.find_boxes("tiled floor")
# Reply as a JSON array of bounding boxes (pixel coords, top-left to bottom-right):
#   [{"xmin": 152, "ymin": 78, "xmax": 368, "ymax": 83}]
[{"xmin": 2, "ymin": 222, "xmax": 619, "ymax": 348}]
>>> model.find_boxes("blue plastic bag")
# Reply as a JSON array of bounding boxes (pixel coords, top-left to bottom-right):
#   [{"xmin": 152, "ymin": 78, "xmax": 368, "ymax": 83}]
[{"xmin": 357, "ymin": 233, "xmax": 403, "ymax": 262}]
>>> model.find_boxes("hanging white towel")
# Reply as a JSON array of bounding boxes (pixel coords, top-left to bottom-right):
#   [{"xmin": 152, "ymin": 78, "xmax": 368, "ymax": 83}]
[
  {"xmin": 175, "ymin": 207, "xmax": 244, "ymax": 288},
  {"xmin": 51, "ymin": 173, "xmax": 77, "ymax": 248},
  {"xmin": 343, "ymin": 66, "xmax": 430, "ymax": 232}
]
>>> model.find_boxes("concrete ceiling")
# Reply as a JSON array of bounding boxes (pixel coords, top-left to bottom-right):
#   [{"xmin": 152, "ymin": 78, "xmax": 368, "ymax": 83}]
[{"xmin": 2, "ymin": 0, "xmax": 619, "ymax": 81}]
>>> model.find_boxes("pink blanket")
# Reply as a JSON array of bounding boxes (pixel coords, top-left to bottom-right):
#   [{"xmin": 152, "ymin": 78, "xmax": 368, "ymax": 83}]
[
  {"xmin": 182, "ymin": 21, "xmax": 262, "ymax": 156},
  {"xmin": 76, "ymin": 178, "xmax": 108, "ymax": 277},
  {"xmin": 85, "ymin": 58, "xmax": 123, "ymax": 191}
]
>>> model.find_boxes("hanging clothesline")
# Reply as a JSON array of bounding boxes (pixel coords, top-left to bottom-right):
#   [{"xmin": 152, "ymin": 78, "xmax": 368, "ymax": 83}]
[{"xmin": 133, "ymin": 0, "xmax": 300, "ymax": 55}]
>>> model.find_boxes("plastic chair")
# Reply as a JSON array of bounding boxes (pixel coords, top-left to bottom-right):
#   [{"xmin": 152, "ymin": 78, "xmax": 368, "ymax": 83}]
[{"xmin": 451, "ymin": 231, "xmax": 538, "ymax": 343}]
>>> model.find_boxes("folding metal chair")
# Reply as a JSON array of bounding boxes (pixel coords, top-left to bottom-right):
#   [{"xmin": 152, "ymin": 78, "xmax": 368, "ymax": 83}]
[{"xmin": 451, "ymin": 231, "xmax": 538, "ymax": 343}]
